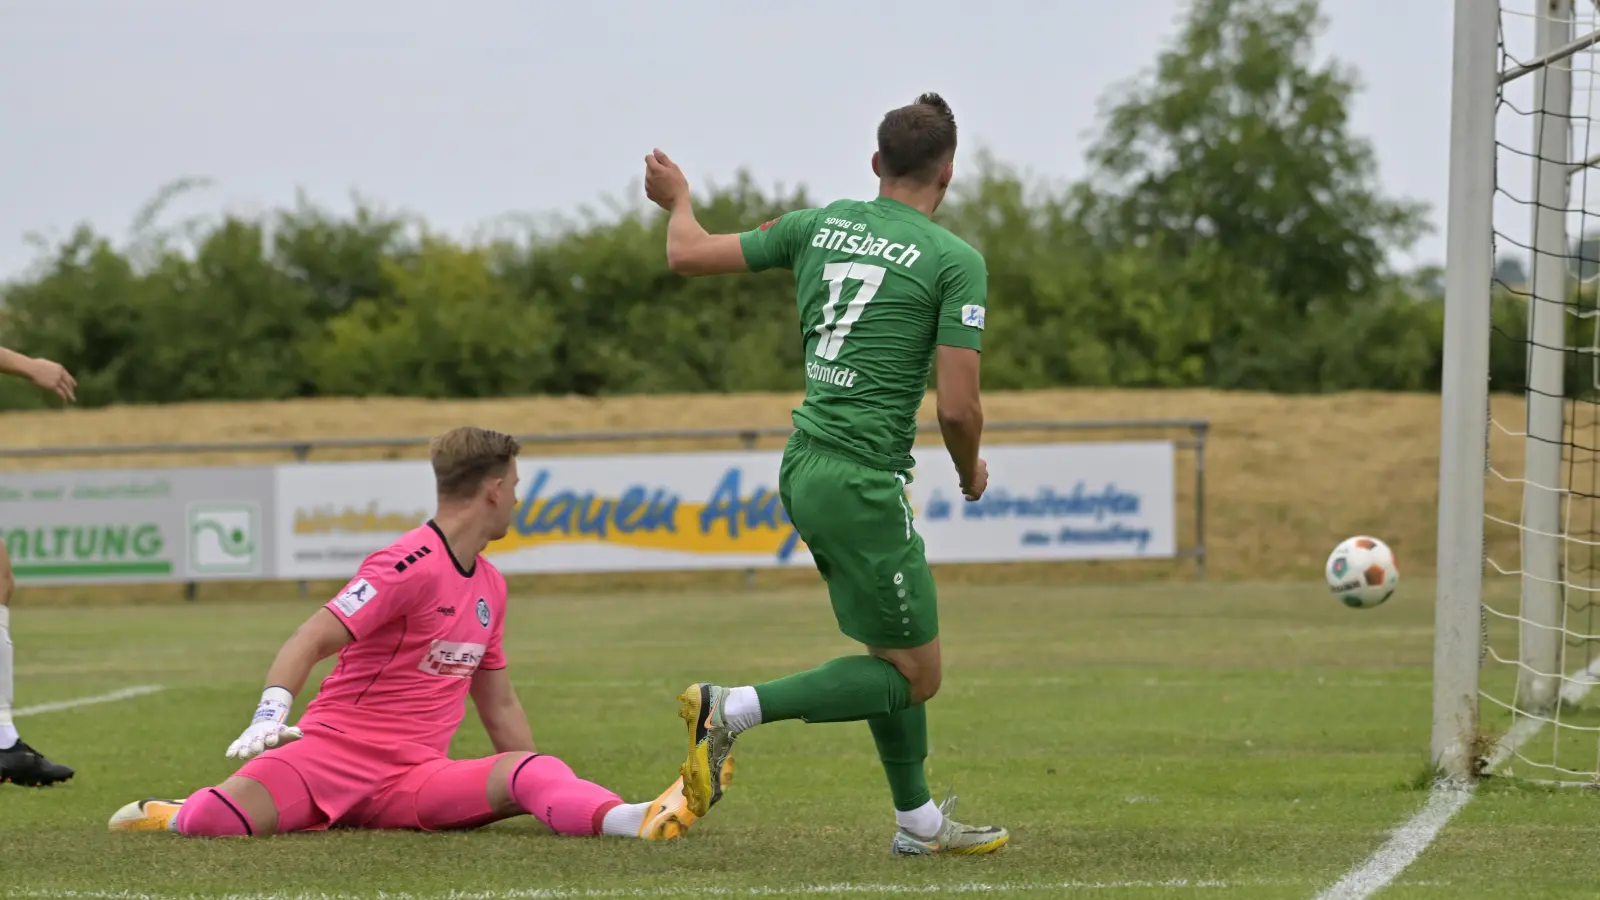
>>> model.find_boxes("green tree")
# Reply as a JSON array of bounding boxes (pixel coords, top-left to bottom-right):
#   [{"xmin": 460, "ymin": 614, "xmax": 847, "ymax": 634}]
[
  {"xmin": 0, "ymin": 0, "xmax": 1459, "ymax": 408},
  {"xmin": 1077, "ymin": 0, "xmax": 1429, "ymax": 390}
]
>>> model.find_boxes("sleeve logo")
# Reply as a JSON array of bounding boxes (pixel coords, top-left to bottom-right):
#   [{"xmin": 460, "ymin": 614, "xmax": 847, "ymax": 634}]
[
  {"xmin": 333, "ymin": 578, "xmax": 377, "ymax": 617},
  {"xmin": 758, "ymin": 216, "xmax": 781, "ymax": 231},
  {"xmin": 960, "ymin": 305, "xmax": 986, "ymax": 330}
]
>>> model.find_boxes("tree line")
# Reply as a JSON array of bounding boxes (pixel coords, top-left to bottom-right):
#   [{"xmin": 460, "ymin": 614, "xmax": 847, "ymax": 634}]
[{"xmin": 0, "ymin": 0, "xmax": 1551, "ymax": 410}]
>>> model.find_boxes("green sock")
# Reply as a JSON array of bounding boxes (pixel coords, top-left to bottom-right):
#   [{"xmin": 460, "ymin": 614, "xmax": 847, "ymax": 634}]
[
  {"xmin": 753, "ymin": 656, "xmax": 912, "ymax": 724},
  {"xmin": 869, "ymin": 703, "xmax": 933, "ymax": 812}
]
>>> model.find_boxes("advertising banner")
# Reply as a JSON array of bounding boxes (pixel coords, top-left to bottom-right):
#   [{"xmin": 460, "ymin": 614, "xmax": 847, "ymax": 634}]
[
  {"xmin": 0, "ymin": 467, "xmax": 276, "ymax": 585},
  {"xmin": 910, "ymin": 441, "xmax": 1176, "ymax": 562},
  {"xmin": 275, "ymin": 452, "xmax": 807, "ymax": 579},
  {"xmin": 274, "ymin": 441, "xmax": 1176, "ymax": 579}
]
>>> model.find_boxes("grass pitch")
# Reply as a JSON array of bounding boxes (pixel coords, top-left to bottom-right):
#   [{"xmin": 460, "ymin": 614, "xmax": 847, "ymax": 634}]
[{"xmin": 4, "ymin": 577, "xmax": 1599, "ymax": 899}]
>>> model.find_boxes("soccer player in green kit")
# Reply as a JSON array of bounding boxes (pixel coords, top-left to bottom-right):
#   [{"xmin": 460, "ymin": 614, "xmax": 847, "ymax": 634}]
[{"xmin": 642, "ymin": 92, "xmax": 1007, "ymax": 856}]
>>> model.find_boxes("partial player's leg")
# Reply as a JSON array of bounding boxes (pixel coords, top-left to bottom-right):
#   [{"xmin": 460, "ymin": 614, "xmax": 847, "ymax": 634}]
[
  {"xmin": 678, "ymin": 434, "xmax": 1006, "ymax": 854},
  {"xmin": 0, "ymin": 538, "xmax": 73, "ymax": 788},
  {"xmin": 361, "ymin": 752, "xmax": 730, "ymax": 839},
  {"xmin": 679, "ymin": 434, "xmax": 935, "ymax": 813},
  {"xmin": 110, "ymin": 744, "xmax": 328, "ymax": 836},
  {"xmin": 108, "ymin": 768, "xmax": 324, "ymax": 837}
]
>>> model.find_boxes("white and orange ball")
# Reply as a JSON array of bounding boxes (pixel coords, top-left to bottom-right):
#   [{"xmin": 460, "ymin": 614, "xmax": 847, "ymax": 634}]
[{"xmin": 1325, "ymin": 536, "xmax": 1399, "ymax": 609}]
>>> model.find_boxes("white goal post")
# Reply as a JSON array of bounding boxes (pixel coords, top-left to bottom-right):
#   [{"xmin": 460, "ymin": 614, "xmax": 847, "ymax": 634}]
[{"xmin": 1436, "ymin": 0, "xmax": 1600, "ymax": 782}]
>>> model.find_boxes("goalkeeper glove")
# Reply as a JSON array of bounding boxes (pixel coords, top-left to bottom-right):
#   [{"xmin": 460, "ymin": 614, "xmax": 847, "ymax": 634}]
[{"xmin": 225, "ymin": 686, "xmax": 304, "ymax": 760}]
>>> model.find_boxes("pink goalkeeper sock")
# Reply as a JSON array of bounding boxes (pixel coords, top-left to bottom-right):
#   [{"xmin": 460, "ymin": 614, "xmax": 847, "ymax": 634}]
[
  {"xmin": 507, "ymin": 754, "xmax": 622, "ymax": 836},
  {"xmin": 174, "ymin": 787, "xmax": 256, "ymax": 837}
]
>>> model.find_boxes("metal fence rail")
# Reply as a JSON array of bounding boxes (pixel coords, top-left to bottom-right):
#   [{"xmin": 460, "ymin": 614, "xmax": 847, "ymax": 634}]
[
  {"xmin": 0, "ymin": 417, "xmax": 1209, "ymax": 457},
  {"xmin": 0, "ymin": 417, "xmax": 1210, "ymax": 578}
]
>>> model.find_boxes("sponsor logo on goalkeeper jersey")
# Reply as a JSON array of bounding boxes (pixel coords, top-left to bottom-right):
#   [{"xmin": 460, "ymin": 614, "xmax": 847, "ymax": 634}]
[
  {"xmin": 806, "ymin": 360, "xmax": 859, "ymax": 388},
  {"xmin": 961, "ymin": 305, "xmax": 985, "ymax": 329},
  {"xmin": 418, "ymin": 639, "xmax": 487, "ymax": 678},
  {"xmin": 810, "ymin": 227, "xmax": 921, "ymax": 268}
]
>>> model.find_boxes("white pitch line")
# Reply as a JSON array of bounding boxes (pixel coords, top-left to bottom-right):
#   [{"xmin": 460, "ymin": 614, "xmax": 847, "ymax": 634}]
[
  {"xmin": 1313, "ymin": 657, "xmax": 1600, "ymax": 900},
  {"xmin": 8, "ymin": 882, "xmax": 1264, "ymax": 900},
  {"xmin": 14, "ymin": 685, "xmax": 164, "ymax": 717},
  {"xmin": 1310, "ymin": 784, "xmax": 1474, "ymax": 900}
]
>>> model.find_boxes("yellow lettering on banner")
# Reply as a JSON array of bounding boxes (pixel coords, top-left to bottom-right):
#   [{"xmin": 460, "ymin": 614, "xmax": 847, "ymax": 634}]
[
  {"xmin": 293, "ymin": 503, "xmax": 429, "ymax": 535},
  {"xmin": 487, "ymin": 498, "xmax": 809, "ymax": 557}
]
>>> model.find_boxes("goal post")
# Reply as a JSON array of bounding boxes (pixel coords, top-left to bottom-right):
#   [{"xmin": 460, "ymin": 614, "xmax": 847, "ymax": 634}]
[
  {"xmin": 1433, "ymin": 0, "xmax": 1498, "ymax": 782},
  {"xmin": 1436, "ymin": 0, "xmax": 1600, "ymax": 782}
]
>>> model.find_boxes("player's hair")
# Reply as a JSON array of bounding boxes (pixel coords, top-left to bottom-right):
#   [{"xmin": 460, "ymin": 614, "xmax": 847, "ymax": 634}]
[
  {"xmin": 876, "ymin": 92, "xmax": 958, "ymax": 182},
  {"xmin": 430, "ymin": 426, "xmax": 521, "ymax": 501}
]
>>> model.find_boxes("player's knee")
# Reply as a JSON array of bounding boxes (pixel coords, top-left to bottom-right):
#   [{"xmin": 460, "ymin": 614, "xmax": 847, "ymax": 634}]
[
  {"xmin": 485, "ymin": 752, "xmax": 537, "ymax": 817},
  {"xmin": 877, "ymin": 651, "xmax": 942, "ymax": 704},
  {"xmin": 173, "ymin": 787, "xmax": 258, "ymax": 838},
  {"xmin": 907, "ymin": 667, "xmax": 942, "ymax": 705}
]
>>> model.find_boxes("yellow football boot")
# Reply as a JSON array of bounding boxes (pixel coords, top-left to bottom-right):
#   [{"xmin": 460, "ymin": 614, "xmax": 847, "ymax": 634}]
[
  {"xmin": 677, "ymin": 682, "xmax": 736, "ymax": 817},
  {"xmin": 639, "ymin": 752, "xmax": 735, "ymax": 840},
  {"xmin": 108, "ymin": 798, "xmax": 184, "ymax": 833}
]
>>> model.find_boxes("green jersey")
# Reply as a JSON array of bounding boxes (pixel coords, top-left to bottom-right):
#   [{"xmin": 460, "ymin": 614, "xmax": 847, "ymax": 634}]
[{"xmin": 739, "ymin": 197, "xmax": 987, "ymax": 472}]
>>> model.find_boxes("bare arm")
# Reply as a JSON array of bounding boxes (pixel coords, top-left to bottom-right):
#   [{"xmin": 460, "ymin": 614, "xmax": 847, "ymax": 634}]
[
  {"xmin": 664, "ymin": 198, "xmax": 749, "ymax": 277},
  {"xmin": 470, "ymin": 666, "xmax": 536, "ymax": 754},
  {"xmin": 0, "ymin": 347, "xmax": 31, "ymax": 377},
  {"xmin": 0, "ymin": 346, "xmax": 76, "ymax": 402},
  {"xmin": 263, "ymin": 608, "xmax": 353, "ymax": 696},
  {"xmin": 225, "ymin": 608, "xmax": 354, "ymax": 757},
  {"xmin": 935, "ymin": 346, "xmax": 986, "ymax": 500},
  {"xmin": 644, "ymin": 149, "xmax": 749, "ymax": 277}
]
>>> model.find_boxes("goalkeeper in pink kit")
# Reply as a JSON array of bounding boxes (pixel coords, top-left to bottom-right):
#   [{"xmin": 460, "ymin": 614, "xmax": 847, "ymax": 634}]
[{"xmin": 110, "ymin": 426, "xmax": 729, "ymax": 839}]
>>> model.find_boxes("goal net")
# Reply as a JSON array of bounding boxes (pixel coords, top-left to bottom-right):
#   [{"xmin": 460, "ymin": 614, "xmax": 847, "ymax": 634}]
[{"xmin": 1439, "ymin": 0, "xmax": 1600, "ymax": 783}]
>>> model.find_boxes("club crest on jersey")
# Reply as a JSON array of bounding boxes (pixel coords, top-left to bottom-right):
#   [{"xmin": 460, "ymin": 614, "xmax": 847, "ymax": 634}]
[
  {"xmin": 476, "ymin": 597, "xmax": 491, "ymax": 627},
  {"xmin": 332, "ymin": 578, "xmax": 377, "ymax": 617},
  {"xmin": 961, "ymin": 305, "xmax": 986, "ymax": 329}
]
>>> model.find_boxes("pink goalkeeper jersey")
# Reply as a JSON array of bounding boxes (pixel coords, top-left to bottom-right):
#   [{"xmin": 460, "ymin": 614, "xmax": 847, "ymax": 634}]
[{"xmin": 300, "ymin": 522, "xmax": 508, "ymax": 754}]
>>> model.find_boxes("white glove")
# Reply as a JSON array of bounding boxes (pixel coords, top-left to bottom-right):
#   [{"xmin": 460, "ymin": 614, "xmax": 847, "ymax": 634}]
[{"xmin": 226, "ymin": 686, "xmax": 304, "ymax": 759}]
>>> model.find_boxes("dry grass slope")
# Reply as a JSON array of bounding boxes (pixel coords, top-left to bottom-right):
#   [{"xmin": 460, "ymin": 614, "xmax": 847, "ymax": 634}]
[{"xmin": 0, "ymin": 388, "xmax": 1543, "ymax": 588}]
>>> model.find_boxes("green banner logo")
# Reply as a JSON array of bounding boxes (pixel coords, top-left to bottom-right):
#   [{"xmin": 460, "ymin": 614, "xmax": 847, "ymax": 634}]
[{"xmin": 2, "ymin": 523, "xmax": 173, "ymax": 578}]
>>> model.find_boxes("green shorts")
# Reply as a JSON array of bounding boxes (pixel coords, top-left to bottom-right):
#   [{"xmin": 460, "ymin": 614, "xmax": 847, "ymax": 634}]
[{"xmin": 778, "ymin": 431, "xmax": 939, "ymax": 649}]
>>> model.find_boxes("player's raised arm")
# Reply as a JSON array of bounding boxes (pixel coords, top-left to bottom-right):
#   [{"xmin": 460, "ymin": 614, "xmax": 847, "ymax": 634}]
[
  {"xmin": 934, "ymin": 245, "xmax": 990, "ymax": 502},
  {"xmin": 0, "ymin": 345, "xmax": 76, "ymax": 402},
  {"xmin": 644, "ymin": 150, "xmax": 748, "ymax": 276}
]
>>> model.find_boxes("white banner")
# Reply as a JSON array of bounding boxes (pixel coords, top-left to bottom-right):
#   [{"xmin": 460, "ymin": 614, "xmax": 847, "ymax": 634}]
[
  {"xmin": 911, "ymin": 441, "xmax": 1175, "ymax": 562},
  {"xmin": 274, "ymin": 441, "xmax": 1176, "ymax": 579}
]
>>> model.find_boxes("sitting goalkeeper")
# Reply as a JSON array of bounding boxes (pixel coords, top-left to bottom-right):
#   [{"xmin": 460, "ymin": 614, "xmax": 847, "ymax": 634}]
[{"xmin": 110, "ymin": 426, "xmax": 729, "ymax": 839}]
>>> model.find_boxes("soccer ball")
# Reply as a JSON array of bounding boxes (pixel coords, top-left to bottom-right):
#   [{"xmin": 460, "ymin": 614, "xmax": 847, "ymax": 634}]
[{"xmin": 1325, "ymin": 536, "xmax": 1399, "ymax": 609}]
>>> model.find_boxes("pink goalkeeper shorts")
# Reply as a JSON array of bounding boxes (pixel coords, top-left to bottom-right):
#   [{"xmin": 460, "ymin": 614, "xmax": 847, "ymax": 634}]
[{"xmin": 233, "ymin": 723, "xmax": 505, "ymax": 832}]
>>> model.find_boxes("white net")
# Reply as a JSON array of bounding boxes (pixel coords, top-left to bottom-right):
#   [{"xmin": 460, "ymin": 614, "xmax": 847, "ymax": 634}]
[{"xmin": 1482, "ymin": 0, "xmax": 1600, "ymax": 782}]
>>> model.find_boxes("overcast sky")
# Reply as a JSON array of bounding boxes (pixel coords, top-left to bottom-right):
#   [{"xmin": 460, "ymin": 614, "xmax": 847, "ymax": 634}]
[{"xmin": 0, "ymin": 0, "xmax": 1534, "ymax": 282}]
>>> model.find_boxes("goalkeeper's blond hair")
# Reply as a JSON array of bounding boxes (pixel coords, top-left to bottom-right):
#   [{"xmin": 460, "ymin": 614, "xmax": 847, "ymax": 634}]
[{"xmin": 430, "ymin": 426, "xmax": 521, "ymax": 502}]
